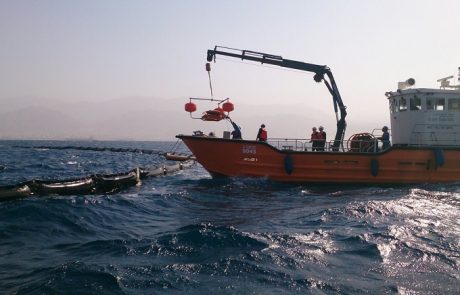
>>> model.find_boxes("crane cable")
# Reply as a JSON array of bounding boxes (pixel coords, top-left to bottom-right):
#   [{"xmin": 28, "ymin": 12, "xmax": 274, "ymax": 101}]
[{"xmin": 206, "ymin": 63, "xmax": 214, "ymax": 100}]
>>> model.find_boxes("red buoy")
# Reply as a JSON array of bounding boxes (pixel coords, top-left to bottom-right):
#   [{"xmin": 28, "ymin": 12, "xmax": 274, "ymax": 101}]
[
  {"xmin": 206, "ymin": 63, "xmax": 211, "ymax": 72},
  {"xmin": 222, "ymin": 101, "xmax": 234, "ymax": 113},
  {"xmin": 185, "ymin": 102, "xmax": 197, "ymax": 113}
]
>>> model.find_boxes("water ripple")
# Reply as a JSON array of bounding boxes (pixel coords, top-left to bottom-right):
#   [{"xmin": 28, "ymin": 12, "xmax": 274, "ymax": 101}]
[{"xmin": 1, "ymin": 140, "xmax": 459, "ymax": 294}]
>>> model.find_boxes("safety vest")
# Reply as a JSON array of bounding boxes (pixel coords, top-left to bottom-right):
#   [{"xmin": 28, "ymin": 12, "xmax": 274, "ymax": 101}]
[
  {"xmin": 318, "ymin": 131, "xmax": 326, "ymax": 140},
  {"xmin": 311, "ymin": 132, "xmax": 320, "ymax": 141}
]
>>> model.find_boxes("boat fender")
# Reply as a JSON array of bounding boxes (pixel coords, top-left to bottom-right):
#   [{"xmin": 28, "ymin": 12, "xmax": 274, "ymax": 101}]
[
  {"xmin": 164, "ymin": 164, "xmax": 181, "ymax": 174},
  {"xmin": 370, "ymin": 158, "xmax": 379, "ymax": 177},
  {"xmin": 30, "ymin": 178, "xmax": 95, "ymax": 195},
  {"xmin": 142, "ymin": 166, "xmax": 165, "ymax": 177},
  {"xmin": 180, "ymin": 160, "xmax": 195, "ymax": 169},
  {"xmin": 284, "ymin": 154, "xmax": 294, "ymax": 175},
  {"xmin": 94, "ymin": 171, "xmax": 138, "ymax": 193},
  {"xmin": 0, "ymin": 184, "xmax": 31, "ymax": 201},
  {"xmin": 434, "ymin": 147, "xmax": 445, "ymax": 169}
]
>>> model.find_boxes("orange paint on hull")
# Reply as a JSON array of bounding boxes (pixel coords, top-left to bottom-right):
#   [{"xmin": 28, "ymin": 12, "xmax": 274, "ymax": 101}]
[{"xmin": 178, "ymin": 135, "xmax": 460, "ymax": 184}]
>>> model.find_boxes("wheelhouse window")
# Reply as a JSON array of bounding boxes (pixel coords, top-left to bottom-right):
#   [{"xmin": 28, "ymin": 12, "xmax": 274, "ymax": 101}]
[
  {"xmin": 391, "ymin": 98, "xmax": 399, "ymax": 113},
  {"xmin": 410, "ymin": 96, "xmax": 421, "ymax": 111},
  {"xmin": 389, "ymin": 98, "xmax": 397, "ymax": 113},
  {"xmin": 435, "ymin": 98, "xmax": 445, "ymax": 111},
  {"xmin": 427, "ymin": 98, "xmax": 434, "ymax": 110},
  {"xmin": 399, "ymin": 97, "xmax": 407, "ymax": 112},
  {"xmin": 427, "ymin": 98, "xmax": 445, "ymax": 111},
  {"xmin": 448, "ymin": 98, "xmax": 460, "ymax": 111}
]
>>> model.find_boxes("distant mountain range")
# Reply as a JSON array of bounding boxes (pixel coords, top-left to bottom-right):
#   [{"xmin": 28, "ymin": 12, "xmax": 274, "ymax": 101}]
[{"xmin": 0, "ymin": 96, "xmax": 355, "ymax": 141}]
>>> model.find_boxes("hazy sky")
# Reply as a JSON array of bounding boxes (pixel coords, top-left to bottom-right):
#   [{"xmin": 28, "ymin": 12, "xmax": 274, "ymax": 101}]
[{"xmin": 1, "ymin": 0, "xmax": 459, "ymax": 138}]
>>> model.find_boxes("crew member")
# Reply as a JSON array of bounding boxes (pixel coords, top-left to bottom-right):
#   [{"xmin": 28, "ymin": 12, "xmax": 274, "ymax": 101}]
[
  {"xmin": 230, "ymin": 121, "xmax": 242, "ymax": 139},
  {"xmin": 310, "ymin": 127, "xmax": 320, "ymax": 151},
  {"xmin": 378, "ymin": 126, "xmax": 391, "ymax": 150},
  {"xmin": 256, "ymin": 124, "xmax": 267, "ymax": 142},
  {"xmin": 318, "ymin": 126, "xmax": 327, "ymax": 151}
]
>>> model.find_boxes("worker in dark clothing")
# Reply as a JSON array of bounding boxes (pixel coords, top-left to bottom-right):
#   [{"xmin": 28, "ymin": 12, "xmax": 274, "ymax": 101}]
[
  {"xmin": 230, "ymin": 121, "xmax": 242, "ymax": 139},
  {"xmin": 378, "ymin": 126, "xmax": 391, "ymax": 150},
  {"xmin": 256, "ymin": 124, "xmax": 267, "ymax": 141}
]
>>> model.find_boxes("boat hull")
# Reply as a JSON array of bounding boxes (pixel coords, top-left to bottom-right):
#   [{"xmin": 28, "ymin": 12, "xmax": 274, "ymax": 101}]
[{"xmin": 177, "ymin": 135, "xmax": 460, "ymax": 184}]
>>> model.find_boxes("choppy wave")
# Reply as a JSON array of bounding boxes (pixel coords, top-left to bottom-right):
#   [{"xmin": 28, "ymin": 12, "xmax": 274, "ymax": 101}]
[{"xmin": 0, "ymin": 140, "xmax": 459, "ymax": 294}]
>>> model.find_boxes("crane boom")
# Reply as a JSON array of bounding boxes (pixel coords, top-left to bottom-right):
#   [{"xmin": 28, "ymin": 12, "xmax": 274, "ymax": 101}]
[{"xmin": 207, "ymin": 46, "xmax": 347, "ymax": 150}]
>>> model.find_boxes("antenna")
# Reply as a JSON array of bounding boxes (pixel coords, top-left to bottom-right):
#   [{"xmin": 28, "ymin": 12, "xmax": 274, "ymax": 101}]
[
  {"xmin": 437, "ymin": 75, "xmax": 454, "ymax": 82},
  {"xmin": 437, "ymin": 70, "xmax": 460, "ymax": 90},
  {"xmin": 437, "ymin": 75, "xmax": 455, "ymax": 89}
]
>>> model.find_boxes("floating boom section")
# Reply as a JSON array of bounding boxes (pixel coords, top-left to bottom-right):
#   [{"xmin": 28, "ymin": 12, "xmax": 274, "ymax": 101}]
[{"xmin": 207, "ymin": 46, "xmax": 347, "ymax": 150}]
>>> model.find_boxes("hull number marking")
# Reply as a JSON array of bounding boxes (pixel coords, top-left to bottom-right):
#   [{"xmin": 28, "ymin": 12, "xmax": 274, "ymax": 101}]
[{"xmin": 242, "ymin": 145, "xmax": 257, "ymax": 154}]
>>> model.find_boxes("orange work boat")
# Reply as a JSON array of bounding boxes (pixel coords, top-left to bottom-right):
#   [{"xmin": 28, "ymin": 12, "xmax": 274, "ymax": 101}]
[{"xmin": 178, "ymin": 46, "xmax": 460, "ymax": 184}]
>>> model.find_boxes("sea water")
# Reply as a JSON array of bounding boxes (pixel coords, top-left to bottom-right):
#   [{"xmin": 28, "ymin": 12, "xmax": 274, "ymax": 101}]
[{"xmin": 0, "ymin": 140, "xmax": 459, "ymax": 294}]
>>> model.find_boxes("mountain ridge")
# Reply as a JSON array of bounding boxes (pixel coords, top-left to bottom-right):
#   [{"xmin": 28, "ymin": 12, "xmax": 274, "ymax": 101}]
[{"xmin": 0, "ymin": 96, "xmax": 344, "ymax": 140}]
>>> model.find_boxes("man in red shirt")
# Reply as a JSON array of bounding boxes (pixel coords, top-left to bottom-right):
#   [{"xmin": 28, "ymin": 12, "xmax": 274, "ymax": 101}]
[
  {"xmin": 310, "ymin": 127, "xmax": 320, "ymax": 151},
  {"xmin": 256, "ymin": 124, "xmax": 267, "ymax": 141}
]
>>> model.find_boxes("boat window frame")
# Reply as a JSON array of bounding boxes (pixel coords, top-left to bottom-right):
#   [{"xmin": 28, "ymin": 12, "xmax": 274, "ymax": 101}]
[
  {"xmin": 435, "ymin": 98, "xmax": 445, "ymax": 111},
  {"xmin": 426, "ymin": 97, "xmax": 434, "ymax": 110},
  {"xmin": 409, "ymin": 95, "xmax": 422, "ymax": 111},
  {"xmin": 399, "ymin": 97, "xmax": 408, "ymax": 112},
  {"xmin": 389, "ymin": 98, "xmax": 397, "ymax": 114},
  {"xmin": 448, "ymin": 98, "xmax": 460, "ymax": 111},
  {"xmin": 394, "ymin": 98, "xmax": 399, "ymax": 113},
  {"xmin": 426, "ymin": 97, "xmax": 445, "ymax": 111}
]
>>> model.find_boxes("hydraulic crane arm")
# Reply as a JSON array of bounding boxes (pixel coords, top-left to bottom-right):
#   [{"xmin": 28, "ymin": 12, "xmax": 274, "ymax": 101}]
[
  {"xmin": 207, "ymin": 46, "xmax": 347, "ymax": 150},
  {"xmin": 207, "ymin": 47, "xmax": 328, "ymax": 75}
]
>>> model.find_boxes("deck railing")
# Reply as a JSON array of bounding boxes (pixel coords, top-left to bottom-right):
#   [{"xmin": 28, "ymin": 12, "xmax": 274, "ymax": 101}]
[{"xmin": 266, "ymin": 137, "xmax": 385, "ymax": 153}]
